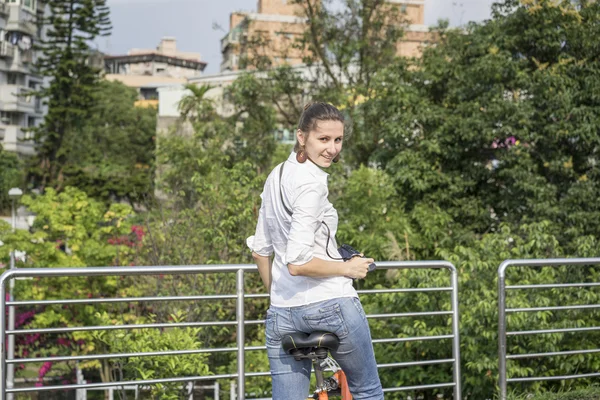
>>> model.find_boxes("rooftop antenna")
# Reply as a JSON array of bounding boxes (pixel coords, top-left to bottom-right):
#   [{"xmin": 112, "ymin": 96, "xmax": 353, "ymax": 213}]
[{"xmin": 212, "ymin": 21, "xmax": 225, "ymax": 32}]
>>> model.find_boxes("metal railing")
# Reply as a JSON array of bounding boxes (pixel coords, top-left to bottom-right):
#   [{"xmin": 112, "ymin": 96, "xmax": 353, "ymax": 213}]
[
  {"xmin": 374, "ymin": 261, "xmax": 461, "ymax": 399},
  {"xmin": 498, "ymin": 258, "xmax": 600, "ymax": 400},
  {"xmin": 0, "ymin": 261, "xmax": 461, "ymax": 400}
]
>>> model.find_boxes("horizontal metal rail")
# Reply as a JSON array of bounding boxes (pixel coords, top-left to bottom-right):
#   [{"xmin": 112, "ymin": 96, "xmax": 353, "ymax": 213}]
[
  {"xmin": 506, "ymin": 326, "xmax": 600, "ymax": 336},
  {"xmin": 383, "ymin": 382, "xmax": 456, "ymax": 392},
  {"xmin": 507, "ymin": 282, "xmax": 600, "ymax": 290},
  {"xmin": 7, "ymin": 373, "xmax": 237, "ymax": 394},
  {"xmin": 7, "ymin": 294, "xmax": 240, "ymax": 306},
  {"xmin": 378, "ymin": 359, "xmax": 455, "ymax": 368},
  {"xmin": 367, "ymin": 311, "xmax": 452, "ymax": 319},
  {"xmin": 9, "ymin": 336, "xmax": 456, "ymax": 365},
  {"xmin": 1, "ymin": 260, "xmax": 461, "ymax": 399},
  {"xmin": 373, "ymin": 335, "xmax": 453, "ymax": 344},
  {"xmin": 8, "ymin": 320, "xmax": 238, "ymax": 335},
  {"xmin": 507, "ymin": 304, "xmax": 600, "ymax": 313},
  {"xmin": 498, "ymin": 258, "xmax": 600, "ymax": 400},
  {"xmin": 357, "ymin": 287, "xmax": 452, "ymax": 294},
  {"xmin": 6, "ymin": 348, "xmax": 237, "ymax": 364},
  {"xmin": 507, "ymin": 371, "xmax": 600, "ymax": 383},
  {"xmin": 7, "ymin": 288, "xmax": 448, "ymax": 307},
  {"xmin": 507, "ymin": 348, "xmax": 600, "ymax": 360}
]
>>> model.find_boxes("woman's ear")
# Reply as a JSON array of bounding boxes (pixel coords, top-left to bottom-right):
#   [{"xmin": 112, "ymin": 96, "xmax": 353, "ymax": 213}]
[{"xmin": 296, "ymin": 129, "xmax": 305, "ymax": 146}]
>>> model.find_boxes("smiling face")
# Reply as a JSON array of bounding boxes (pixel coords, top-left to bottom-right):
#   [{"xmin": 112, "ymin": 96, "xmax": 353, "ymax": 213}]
[{"xmin": 297, "ymin": 120, "xmax": 344, "ymax": 168}]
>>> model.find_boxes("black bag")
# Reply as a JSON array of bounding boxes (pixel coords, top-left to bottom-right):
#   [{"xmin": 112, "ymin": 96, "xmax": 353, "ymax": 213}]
[{"xmin": 278, "ymin": 162, "xmax": 376, "ymax": 271}]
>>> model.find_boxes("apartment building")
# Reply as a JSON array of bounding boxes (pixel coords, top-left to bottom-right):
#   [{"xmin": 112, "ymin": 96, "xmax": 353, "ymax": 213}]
[
  {"xmin": 220, "ymin": 0, "xmax": 307, "ymax": 72},
  {"xmin": 105, "ymin": 37, "xmax": 206, "ymax": 80},
  {"xmin": 0, "ymin": 0, "xmax": 44, "ymax": 156},
  {"xmin": 220, "ymin": 0, "xmax": 432, "ymax": 72},
  {"xmin": 105, "ymin": 37, "xmax": 206, "ymax": 107},
  {"xmin": 391, "ymin": 0, "xmax": 433, "ymax": 58}
]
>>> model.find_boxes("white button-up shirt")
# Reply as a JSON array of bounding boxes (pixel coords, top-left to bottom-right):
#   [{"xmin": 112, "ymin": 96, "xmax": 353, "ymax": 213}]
[{"xmin": 247, "ymin": 152, "xmax": 357, "ymax": 307}]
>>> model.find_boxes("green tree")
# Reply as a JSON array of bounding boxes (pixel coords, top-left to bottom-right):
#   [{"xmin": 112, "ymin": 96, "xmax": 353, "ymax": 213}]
[
  {"xmin": 0, "ymin": 147, "xmax": 24, "ymax": 215},
  {"xmin": 0, "ymin": 187, "xmax": 140, "ymax": 386},
  {"xmin": 368, "ymin": 0, "xmax": 600, "ymax": 245},
  {"xmin": 30, "ymin": 0, "xmax": 111, "ymax": 189},
  {"xmin": 93, "ymin": 311, "xmax": 211, "ymax": 400},
  {"xmin": 354, "ymin": 0, "xmax": 600, "ymax": 397},
  {"xmin": 60, "ymin": 80, "xmax": 156, "ymax": 204}
]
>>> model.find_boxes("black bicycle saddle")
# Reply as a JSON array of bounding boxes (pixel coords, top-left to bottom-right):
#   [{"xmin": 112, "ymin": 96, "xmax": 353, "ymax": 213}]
[{"xmin": 282, "ymin": 331, "xmax": 340, "ymax": 360}]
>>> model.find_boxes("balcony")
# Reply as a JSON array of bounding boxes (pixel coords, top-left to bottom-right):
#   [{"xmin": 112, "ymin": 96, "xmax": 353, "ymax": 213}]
[
  {"xmin": 220, "ymin": 54, "xmax": 239, "ymax": 72},
  {"xmin": 0, "ymin": 85, "xmax": 37, "ymax": 114},
  {"xmin": 0, "ymin": 42, "xmax": 15, "ymax": 58},
  {"xmin": 220, "ymin": 30, "xmax": 244, "ymax": 53},
  {"xmin": 5, "ymin": 5, "xmax": 37, "ymax": 37},
  {"xmin": 0, "ymin": 125, "xmax": 35, "ymax": 155}
]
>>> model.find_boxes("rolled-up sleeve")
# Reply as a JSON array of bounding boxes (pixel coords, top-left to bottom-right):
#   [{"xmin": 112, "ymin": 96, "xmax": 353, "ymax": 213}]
[
  {"xmin": 246, "ymin": 196, "xmax": 273, "ymax": 256},
  {"xmin": 283, "ymin": 181, "xmax": 327, "ymax": 266}
]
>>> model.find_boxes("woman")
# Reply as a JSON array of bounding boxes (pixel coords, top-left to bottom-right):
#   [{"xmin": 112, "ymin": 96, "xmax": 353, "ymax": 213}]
[{"xmin": 247, "ymin": 102, "xmax": 383, "ymax": 400}]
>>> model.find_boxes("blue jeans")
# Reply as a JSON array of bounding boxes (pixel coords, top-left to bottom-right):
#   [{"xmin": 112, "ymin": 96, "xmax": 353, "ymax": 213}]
[{"xmin": 265, "ymin": 297, "xmax": 384, "ymax": 400}]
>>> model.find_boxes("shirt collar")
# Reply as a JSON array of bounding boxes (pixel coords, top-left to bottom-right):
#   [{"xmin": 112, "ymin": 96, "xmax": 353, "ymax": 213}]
[{"xmin": 287, "ymin": 151, "xmax": 329, "ymax": 184}]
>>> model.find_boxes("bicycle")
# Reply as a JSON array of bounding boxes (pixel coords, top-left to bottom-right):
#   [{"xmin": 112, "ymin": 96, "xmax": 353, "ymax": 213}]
[{"xmin": 282, "ymin": 331, "xmax": 353, "ymax": 400}]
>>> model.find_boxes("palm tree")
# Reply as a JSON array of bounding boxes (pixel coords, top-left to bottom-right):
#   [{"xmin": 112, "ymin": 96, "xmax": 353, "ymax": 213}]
[{"xmin": 177, "ymin": 84, "xmax": 215, "ymax": 124}]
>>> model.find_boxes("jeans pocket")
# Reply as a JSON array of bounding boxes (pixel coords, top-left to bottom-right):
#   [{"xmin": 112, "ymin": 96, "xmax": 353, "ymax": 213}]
[
  {"xmin": 351, "ymin": 296, "xmax": 368, "ymax": 321},
  {"xmin": 302, "ymin": 303, "xmax": 349, "ymax": 339},
  {"xmin": 265, "ymin": 309, "xmax": 281, "ymax": 346}
]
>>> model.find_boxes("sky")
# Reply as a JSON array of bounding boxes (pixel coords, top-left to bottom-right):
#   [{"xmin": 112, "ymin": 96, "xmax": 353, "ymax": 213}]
[{"xmin": 102, "ymin": 0, "xmax": 497, "ymax": 75}]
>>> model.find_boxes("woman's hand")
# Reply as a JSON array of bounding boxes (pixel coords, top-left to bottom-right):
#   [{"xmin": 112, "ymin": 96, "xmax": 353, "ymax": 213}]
[{"xmin": 344, "ymin": 256, "xmax": 375, "ymax": 279}]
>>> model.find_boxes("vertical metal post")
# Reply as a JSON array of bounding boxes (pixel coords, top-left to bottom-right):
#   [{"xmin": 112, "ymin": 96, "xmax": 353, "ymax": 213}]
[
  {"xmin": 214, "ymin": 381, "xmax": 220, "ymax": 400},
  {"xmin": 6, "ymin": 198, "xmax": 16, "ymax": 400},
  {"xmin": 450, "ymin": 268, "xmax": 462, "ymax": 400},
  {"xmin": 498, "ymin": 263, "xmax": 508, "ymax": 400},
  {"xmin": 6, "ymin": 264, "xmax": 14, "ymax": 400},
  {"xmin": 236, "ymin": 269, "xmax": 245, "ymax": 400},
  {"xmin": 0, "ymin": 274, "xmax": 7, "ymax": 400}
]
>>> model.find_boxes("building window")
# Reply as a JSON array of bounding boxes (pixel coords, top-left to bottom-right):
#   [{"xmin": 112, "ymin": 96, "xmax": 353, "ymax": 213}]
[
  {"xmin": 140, "ymin": 88, "xmax": 158, "ymax": 100},
  {"xmin": 0, "ymin": 112, "xmax": 10, "ymax": 125},
  {"xmin": 7, "ymin": 73, "xmax": 17, "ymax": 85},
  {"xmin": 1, "ymin": 111, "xmax": 19, "ymax": 126},
  {"xmin": 27, "ymin": 116, "xmax": 36, "ymax": 128}
]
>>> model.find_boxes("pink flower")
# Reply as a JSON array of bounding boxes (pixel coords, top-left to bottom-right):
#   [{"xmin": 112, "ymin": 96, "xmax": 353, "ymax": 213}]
[{"xmin": 38, "ymin": 361, "xmax": 53, "ymax": 379}]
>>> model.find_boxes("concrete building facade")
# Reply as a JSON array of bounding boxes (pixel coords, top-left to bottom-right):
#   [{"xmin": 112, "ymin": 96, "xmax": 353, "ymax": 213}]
[
  {"xmin": 0, "ymin": 0, "xmax": 44, "ymax": 156},
  {"xmin": 104, "ymin": 37, "xmax": 207, "ymax": 108},
  {"xmin": 220, "ymin": 0, "xmax": 432, "ymax": 72},
  {"xmin": 220, "ymin": 0, "xmax": 308, "ymax": 72},
  {"xmin": 105, "ymin": 37, "xmax": 206, "ymax": 80},
  {"xmin": 391, "ymin": 0, "xmax": 434, "ymax": 58}
]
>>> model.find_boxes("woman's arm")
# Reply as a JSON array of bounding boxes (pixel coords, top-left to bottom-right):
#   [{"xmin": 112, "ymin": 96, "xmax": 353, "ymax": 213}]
[
  {"xmin": 288, "ymin": 256, "xmax": 373, "ymax": 279},
  {"xmin": 253, "ymin": 252, "xmax": 273, "ymax": 291}
]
